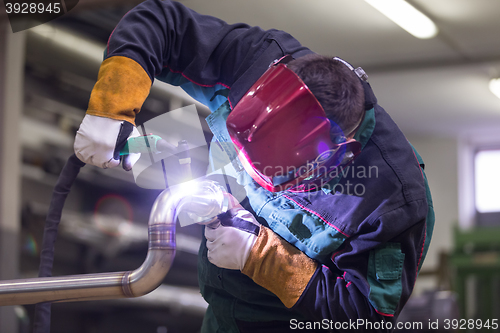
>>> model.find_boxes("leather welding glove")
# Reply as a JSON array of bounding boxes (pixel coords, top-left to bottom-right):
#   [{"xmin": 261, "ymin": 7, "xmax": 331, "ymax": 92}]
[
  {"xmin": 205, "ymin": 202, "xmax": 260, "ymax": 270},
  {"xmin": 74, "ymin": 115, "xmax": 141, "ymax": 170},
  {"xmin": 74, "ymin": 56, "xmax": 152, "ymax": 170},
  {"xmin": 205, "ymin": 194, "xmax": 319, "ymax": 308}
]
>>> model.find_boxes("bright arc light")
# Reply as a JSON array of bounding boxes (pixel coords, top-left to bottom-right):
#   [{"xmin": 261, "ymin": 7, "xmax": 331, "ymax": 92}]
[
  {"xmin": 365, "ymin": 0, "xmax": 438, "ymax": 39},
  {"xmin": 489, "ymin": 78, "xmax": 500, "ymax": 100},
  {"xmin": 475, "ymin": 150, "xmax": 500, "ymax": 213}
]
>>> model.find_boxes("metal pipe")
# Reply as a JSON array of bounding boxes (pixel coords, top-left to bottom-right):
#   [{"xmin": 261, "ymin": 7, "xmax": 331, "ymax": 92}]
[{"xmin": 0, "ymin": 180, "xmax": 227, "ymax": 306}]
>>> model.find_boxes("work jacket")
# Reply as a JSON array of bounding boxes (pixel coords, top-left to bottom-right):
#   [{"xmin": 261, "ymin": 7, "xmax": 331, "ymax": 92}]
[{"xmin": 99, "ymin": 0, "xmax": 435, "ymax": 331}]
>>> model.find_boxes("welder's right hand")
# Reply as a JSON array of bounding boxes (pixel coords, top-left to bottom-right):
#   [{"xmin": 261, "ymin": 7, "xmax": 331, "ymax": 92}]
[{"xmin": 74, "ymin": 114, "xmax": 141, "ymax": 170}]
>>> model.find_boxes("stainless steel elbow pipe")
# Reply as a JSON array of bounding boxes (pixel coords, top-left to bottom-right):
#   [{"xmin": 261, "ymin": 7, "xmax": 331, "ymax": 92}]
[{"xmin": 0, "ymin": 180, "xmax": 227, "ymax": 306}]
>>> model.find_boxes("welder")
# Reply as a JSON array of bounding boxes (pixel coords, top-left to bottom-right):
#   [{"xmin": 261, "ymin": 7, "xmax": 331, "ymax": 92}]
[{"xmin": 74, "ymin": 0, "xmax": 435, "ymax": 332}]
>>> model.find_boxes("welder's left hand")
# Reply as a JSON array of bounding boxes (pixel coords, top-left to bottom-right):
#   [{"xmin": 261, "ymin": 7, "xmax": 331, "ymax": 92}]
[
  {"xmin": 204, "ymin": 198, "xmax": 260, "ymax": 270},
  {"xmin": 204, "ymin": 194, "xmax": 319, "ymax": 309}
]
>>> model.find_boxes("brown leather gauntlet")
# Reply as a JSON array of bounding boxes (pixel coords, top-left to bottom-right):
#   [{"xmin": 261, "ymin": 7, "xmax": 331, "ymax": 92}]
[
  {"xmin": 242, "ymin": 226, "xmax": 318, "ymax": 308},
  {"xmin": 87, "ymin": 56, "xmax": 152, "ymax": 125}
]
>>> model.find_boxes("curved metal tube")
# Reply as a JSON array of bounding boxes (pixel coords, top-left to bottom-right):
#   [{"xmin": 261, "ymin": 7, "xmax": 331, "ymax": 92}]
[{"xmin": 0, "ymin": 180, "xmax": 227, "ymax": 306}]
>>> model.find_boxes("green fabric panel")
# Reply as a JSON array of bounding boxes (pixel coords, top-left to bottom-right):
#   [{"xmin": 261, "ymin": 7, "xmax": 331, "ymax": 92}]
[
  {"xmin": 367, "ymin": 243, "xmax": 405, "ymax": 315},
  {"xmin": 408, "ymin": 142, "xmax": 435, "ymax": 272},
  {"xmin": 353, "ymin": 107, "xmax": 376, "ymax": 150}
]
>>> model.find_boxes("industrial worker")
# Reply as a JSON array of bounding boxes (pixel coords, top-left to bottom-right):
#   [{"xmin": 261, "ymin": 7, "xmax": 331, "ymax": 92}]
[{"xmin": 74, "ymin": 0, "xmax": 434, "ymax": 332}]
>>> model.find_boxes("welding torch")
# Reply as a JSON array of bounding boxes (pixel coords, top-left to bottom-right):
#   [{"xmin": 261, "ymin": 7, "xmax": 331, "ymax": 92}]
[{"xmin": 120, "ymin": 134, "xmax": 192, "ymax": 180}]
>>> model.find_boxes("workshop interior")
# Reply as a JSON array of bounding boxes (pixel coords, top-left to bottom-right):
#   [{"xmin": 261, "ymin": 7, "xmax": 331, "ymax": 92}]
[{"xmin": 1, "ymin": 0, "xmax": 500, "ymax": 332}]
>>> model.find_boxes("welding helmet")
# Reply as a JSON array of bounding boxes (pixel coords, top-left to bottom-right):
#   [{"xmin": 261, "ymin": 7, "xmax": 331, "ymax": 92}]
[{"xmin": 226, "ymin": 55, "xmax": 364, "ymax": 192}]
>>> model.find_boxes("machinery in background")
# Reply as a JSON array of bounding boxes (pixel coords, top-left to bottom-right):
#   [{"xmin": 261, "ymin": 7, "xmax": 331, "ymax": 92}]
[{"xmin": 449, "ymin": 226, "xmax": 500, "ymax": 322}]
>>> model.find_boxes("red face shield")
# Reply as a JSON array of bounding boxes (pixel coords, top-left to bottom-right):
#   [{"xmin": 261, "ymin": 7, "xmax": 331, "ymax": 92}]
[{"xmin": 226, "ymin": 58, "xmax": 361, "ymax": 192}]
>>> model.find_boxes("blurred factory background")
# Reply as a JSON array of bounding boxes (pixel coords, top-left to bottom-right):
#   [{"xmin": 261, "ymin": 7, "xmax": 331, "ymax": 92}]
[{"xmin": 1, "ymin": 0, "xmax": 500, "ymax": 332}]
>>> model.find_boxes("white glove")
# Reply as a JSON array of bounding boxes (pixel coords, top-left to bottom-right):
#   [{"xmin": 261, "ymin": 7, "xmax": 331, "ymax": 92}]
[
  {"xmin": 204, "ymin": 196, "xmax": 260, "ymax": 270},
  {"xmin": 74, "ymin": 114, "xmax": 140, "ymax": 170}
]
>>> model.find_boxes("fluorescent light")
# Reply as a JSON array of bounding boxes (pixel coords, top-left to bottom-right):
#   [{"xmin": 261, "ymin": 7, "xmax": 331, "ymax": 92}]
[
  {"xmin": 365, "ymin": 0, "xmax": 438, "ymax": 39},
  {"xmin": 489, "ymin": 78, "xmax": 500, "ymax": 100}
]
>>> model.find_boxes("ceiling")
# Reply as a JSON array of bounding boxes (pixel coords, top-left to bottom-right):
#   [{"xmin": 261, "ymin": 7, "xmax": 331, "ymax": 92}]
[{"xmin": 33, "ymin": 0, "xmax": 500, "ymax": 137}]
